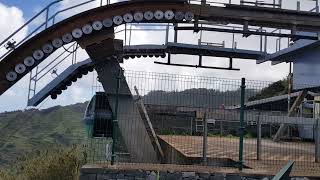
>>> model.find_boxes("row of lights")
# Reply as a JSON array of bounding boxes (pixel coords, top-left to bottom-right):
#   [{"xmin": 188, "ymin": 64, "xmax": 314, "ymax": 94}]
[
  {"xmin": 5, "ymin": 10, "xmax": 194, "ymax": 82},
  {"xmin": 123, "ymin": 53, "xmax": 167, "ymax": 59}
]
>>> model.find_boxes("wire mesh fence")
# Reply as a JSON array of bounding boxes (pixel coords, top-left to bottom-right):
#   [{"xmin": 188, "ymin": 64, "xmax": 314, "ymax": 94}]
[
  {"xmin": 1, "ymin": 69, "xmax": 319, "ymax": 176},
  {"xmin": 85, "ymin": 69, "xmax": 320, "ymax": 176}
]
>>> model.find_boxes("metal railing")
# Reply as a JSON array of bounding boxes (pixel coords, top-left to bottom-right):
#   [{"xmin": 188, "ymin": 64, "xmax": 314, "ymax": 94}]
[{"xmin": 0, "ymin": 0, "xmax": 103, "ymax": 60}]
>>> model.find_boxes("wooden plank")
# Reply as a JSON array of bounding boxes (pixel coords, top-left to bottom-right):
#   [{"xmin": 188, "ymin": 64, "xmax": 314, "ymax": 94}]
[
  {"xmin": 134, "ymin": 86, "xmax": 164, "ymax": 159},
  {"xmin": 271, "ymin": 161, "xmax": 294, "ymax": 180},
  {"xmin": 158, "ymin": 135, "xmax": 320, "ymax": 176},
  {"xmin": 273, "ymin": 90, "xmax": 308, "ymax": 141}
]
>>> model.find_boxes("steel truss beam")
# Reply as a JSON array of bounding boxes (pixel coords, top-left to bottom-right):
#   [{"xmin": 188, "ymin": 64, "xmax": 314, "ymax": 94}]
[{"xmin": 175, "ymin": 26, "xmax": 319, "ymax": 40}]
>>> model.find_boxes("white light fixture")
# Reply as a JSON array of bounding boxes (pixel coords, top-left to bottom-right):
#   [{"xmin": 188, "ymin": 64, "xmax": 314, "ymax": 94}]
[
  {"xmin": 123, "ymin": 13, "xmax": 133, "ymax": 23},
  {"xmin": 154, "ymin": 10, "xmax": 164, "ymax": 20},
  {"xmin": 113, "ymin": 16, "xmax": 123, "ymax": 25},
  {"xmin": 52, "ymin": 38, "xmax": 63, "ymax": 48},
  {"xmin": 72, "ymin": 28, "xmax": 83, "ymax": 39},
  {"xmin": 23, "ymin": 56, "xmax": 35, "ymax": 67},
  {"xmin": 42, "ymin": 44, "xmax": 54, "ymax": 54},
  {"xmin": 185, "ymin": 12, "xmax": 194, "ymax": 21},
  {"xmin": 134, "ymin": 12, "xmax": 144, "ymax": 22},
  {"xmin": 82, "ymin": 24, "xmax": 93, "ymax": 34},
  {"xmin": 92, "ymin": 21, "xmax": 103, "ymax": 30},
  {"xmin": 6, "ymin": 71, "xmax": 17, "ymax": 82},
  {"xmin": 175, "ymin": 11, "xmax": 184, "ymax": 21},
  {"xmin": 15, "ymin": 64, "xmax": 26, "ymax": 74},
  {"xmin": 102, "ymin": 18, "xmax": 113, "ymax": 27},
  {"xmin": 144, "ymin": 11, "xmax": 154, "ymax": 20},
  {"xmin": 165, "ymin": 10, "xmax": 174, "ymax": 20},
  {"xmin": 62, "ymin": 33, "xmax": 73, "ymax": 43},
  {"xmin": 33, "ymin": 50, "xmax": 44, "ymax": 60}
]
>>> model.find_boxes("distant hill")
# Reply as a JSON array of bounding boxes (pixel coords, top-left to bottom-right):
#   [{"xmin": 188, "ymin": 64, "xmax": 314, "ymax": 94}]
[
  {"xmin": 248, "ymin": 79, "xmax": 288, "ymax": 101},
  {"xmin": 143, "ymin": 88, "xmax": 257, "ymax": 108},
  {"xmin": 0, "ymin": 102, "xmax": 88, "ymax": 167}
]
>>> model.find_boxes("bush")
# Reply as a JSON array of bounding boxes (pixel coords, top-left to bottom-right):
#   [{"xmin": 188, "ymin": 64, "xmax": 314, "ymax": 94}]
[{"xmin": 0, "ymin": 145, "xmax": 86, "ymax": 180}]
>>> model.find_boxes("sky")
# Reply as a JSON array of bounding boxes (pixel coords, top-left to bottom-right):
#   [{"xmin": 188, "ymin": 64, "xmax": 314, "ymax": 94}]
[{"xmin": 0, "ymin": 0, "xmax": 317, "ymax": 112}]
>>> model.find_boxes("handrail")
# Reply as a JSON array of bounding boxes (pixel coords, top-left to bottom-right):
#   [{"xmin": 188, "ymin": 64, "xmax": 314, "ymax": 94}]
[
  {"xmin": 0, "ymin": 0, "xmax": 99, "ymax": 61},
  {"xmin": 34, "ymin": 42, "xmax": 77, "ymax": 81},
  {"xmin": 0, "ymin": 21, "xmax": 47, "ymax": 60},
  {"xmin": 50, "ymin": 0, "xmax": 97, "ymax": 25},
  {"xmin": 0, "ymin": 0, "xmax": 62, "ymax": 47}
]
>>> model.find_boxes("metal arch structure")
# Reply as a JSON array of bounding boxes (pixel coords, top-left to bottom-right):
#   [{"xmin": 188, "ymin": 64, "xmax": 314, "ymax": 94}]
[{"xmin": 2, "ymin": 0, "xmax": 320, "ymax": 96}]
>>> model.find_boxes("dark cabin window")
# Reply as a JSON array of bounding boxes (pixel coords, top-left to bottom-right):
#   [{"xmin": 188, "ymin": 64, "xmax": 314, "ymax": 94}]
[{"xmin": 93, "ymin": 92, "xmax": 113, "ymax": 138}]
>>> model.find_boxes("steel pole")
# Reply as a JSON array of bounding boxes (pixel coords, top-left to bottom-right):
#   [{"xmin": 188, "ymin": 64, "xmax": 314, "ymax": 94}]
[
  {"xmin": 202, "ymin": 112, "xmax": 208, "ymax": 165},
  {"xmin": 111, "ymin": 68, "xmax": 121, "ymax": 165},
  {"xmin": 257, "ymin": 113, "xmax": 261, "ymax": 160},
  {"xmin": 239, "ymin": 78, "xmax": 246, "ymax": 170},
  {"xmin": 316, "ymin": 119, "xmax": 320, "ymax": 163}
]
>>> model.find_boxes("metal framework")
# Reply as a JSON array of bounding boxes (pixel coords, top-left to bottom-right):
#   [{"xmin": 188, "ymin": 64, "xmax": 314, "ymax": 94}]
[{"xmin": 1, "ymin": 0, "xmax": 320, "ymax": 98}]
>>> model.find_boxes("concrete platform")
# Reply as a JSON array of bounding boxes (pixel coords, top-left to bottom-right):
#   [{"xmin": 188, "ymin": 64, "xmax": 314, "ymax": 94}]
[{"xmin": 158, "ymin": 135, "xmax": 320, "ymax": 177}]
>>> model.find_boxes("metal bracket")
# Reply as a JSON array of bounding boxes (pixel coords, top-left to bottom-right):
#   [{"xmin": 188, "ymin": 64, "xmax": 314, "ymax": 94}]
[
  {"xmin": 243, "ymin": 21, "xmax": 251, "ymax": 37},
  {"xmin": 154, "ymin": 54, "xmax": 240, "ymax": 71}
]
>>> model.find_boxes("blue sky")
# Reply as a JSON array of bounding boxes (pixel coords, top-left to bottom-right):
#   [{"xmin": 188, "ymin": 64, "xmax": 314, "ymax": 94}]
[{"xmin": 1, "ymin": 0, "xmax": 53, "ymax": 18}]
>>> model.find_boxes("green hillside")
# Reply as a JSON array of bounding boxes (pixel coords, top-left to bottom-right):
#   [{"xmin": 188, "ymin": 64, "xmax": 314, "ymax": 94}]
[{"xmin": 0, "ymin": 102, "xmax": 88, "ymax": 167}]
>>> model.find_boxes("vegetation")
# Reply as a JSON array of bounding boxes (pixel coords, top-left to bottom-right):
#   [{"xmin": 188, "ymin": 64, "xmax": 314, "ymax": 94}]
[
  {"xmin": 0, "ymin": 145, "xmax": 86, "ymax": 180},
  {"xmin": 0, "ymin": 103, "xmax": 88, "ymax": 167},
  {"xmin": 248, "ymin": 79, "xmax": 288, "ymax": 101},
  {"xmin": 143, "ymin": 88, "xmax": 257, "ymax": 108}
]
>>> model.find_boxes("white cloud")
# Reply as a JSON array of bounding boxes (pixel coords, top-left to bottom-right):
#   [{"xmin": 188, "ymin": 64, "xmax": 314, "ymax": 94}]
[
  {"xmin": 0, "ymin": 3, "xmax": 26, "ymax": 40},
  {"xmin": 0, "ymin": 3, "xmax": 30, "ymax": 112},
  {"xmin": 0, "ymin": 3, "xmax": 28, "ymax": 57},
  {"xmin": 55, "ymin": 0, "xmax": 110, "ymax": 23}
]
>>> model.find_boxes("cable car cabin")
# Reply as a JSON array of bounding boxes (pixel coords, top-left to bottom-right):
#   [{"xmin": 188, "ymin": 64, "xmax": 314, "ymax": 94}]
[{"xmin": 84, "ymin": 92, "xmax": 113, "ymax": 138}]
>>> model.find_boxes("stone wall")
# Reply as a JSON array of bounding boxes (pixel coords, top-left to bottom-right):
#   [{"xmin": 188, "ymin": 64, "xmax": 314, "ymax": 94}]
[
  {"xmin": 79, "ymin": 169, "xmax": 264, "ymax": 180},
  {"xmin": 79, "ymin": 168, "xmax": 314, "ymax": 180}
]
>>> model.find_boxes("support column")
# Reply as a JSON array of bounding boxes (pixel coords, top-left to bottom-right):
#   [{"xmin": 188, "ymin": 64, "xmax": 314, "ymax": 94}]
[{"xmin": 84, "ymin": 37, "xmax": 158, "ymax": 163}]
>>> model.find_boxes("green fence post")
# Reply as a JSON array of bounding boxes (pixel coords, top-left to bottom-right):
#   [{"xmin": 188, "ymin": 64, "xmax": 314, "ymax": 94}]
[
  {"xmin": 111, "ymin": 69, "xmax": 121, "ymax": 165},
  {"xmin": 239, "ymin": 78, "xmax": 246, "ymax": 170}
]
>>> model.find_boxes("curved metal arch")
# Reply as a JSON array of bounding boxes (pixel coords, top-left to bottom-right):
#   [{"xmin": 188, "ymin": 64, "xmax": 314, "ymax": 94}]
[
  {"xmin": 3, "ymin": 0, "xmax": 320, "ymax": 96},
  {"xmin": 0, "ymin": 0, "xmax": 191, "ymax": 95}
]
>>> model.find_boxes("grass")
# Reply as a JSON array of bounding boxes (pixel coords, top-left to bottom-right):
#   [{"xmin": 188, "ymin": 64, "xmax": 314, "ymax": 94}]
[
  {"xmin": 0, "ymin": 145, "xmax": 86, "ymax": 180},
  {"xmin": 0, "ymin": 103, "xmax": 87, "ymax": 167}
]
